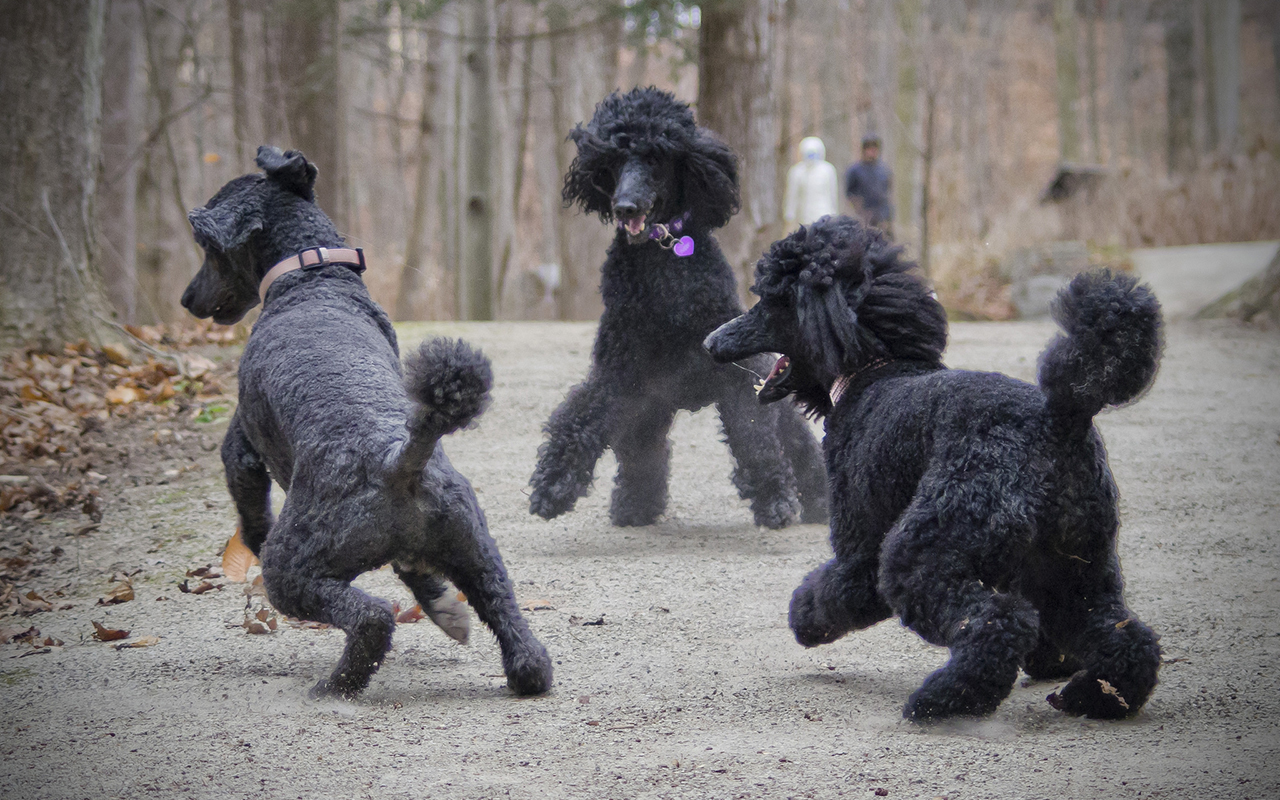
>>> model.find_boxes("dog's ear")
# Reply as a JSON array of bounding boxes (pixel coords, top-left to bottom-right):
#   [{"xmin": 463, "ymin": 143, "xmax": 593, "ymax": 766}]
[
  {"xmin": 256, "ymin": 145, "xmax": 318, "ymax": 202},
  {"xmin": 682, "ymin": 130, "xmax": 740, "ymax": 230},
  {"xmin": 562, "ymin": 126, "xmax": 617, "ymax": 219},
  {"xmin": 188, "ymin": 202, "xmax": 263, "ymax": 254},
  {"xmin": 796, "ymin": 281, "xmax": 866, "ymax": 379}
]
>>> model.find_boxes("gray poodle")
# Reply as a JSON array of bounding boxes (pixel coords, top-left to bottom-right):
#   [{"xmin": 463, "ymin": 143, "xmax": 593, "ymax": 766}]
[{"xmin": 180, "ymin": 146, "xmax": 552, "ymax": 699}]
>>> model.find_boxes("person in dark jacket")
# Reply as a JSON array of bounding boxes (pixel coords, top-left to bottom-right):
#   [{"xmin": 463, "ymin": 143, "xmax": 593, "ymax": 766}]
[{"xmin": 844, "ymin": 135, "xmax": 893, "ymax": 237}]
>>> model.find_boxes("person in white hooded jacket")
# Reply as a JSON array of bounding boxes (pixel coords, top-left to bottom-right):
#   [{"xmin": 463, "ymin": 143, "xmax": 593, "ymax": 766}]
[{"xmin": 783, "ymin": 136, "xmax": 839, "ymax": 227}]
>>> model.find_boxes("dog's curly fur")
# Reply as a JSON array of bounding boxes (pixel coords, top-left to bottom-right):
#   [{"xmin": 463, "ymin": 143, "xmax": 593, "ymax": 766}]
[
  {"xmin": 705, "ymin": 215, "xmax": 1163, "ymax": 721},
  {"xmin": 181, "ymin": 146, "xmax": 552, "ymax": 699},
  {"xmin": 529, "ymin": 87, "xmax": 827, "ymax": 529}
]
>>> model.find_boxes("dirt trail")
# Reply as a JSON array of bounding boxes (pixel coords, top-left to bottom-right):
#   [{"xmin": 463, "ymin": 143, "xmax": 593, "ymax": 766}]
[{"xmin": 2, "ymin": 319, "xmax": 1278, "ymax": 800}]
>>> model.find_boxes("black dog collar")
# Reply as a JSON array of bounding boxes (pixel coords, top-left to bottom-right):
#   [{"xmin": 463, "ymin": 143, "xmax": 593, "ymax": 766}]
[{"xmin": 259, "ymin": 247, "xmax": 366, "ymax": 303}]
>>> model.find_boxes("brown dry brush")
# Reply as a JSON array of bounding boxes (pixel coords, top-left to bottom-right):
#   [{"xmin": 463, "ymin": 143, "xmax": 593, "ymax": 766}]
[{"xmin": 0, "ymin": 321, "xmax": 243, "ymax": 518}]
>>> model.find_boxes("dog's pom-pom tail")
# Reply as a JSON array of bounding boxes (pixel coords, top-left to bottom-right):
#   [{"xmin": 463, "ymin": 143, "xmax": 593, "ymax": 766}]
[
  {"xmin": 392, "ymin": 338, "xmax": 493, "ymax": 484},
  {"xmin": 404, "ymin": 337, "xmax": 494, "ymax": 436},
  {"xmin": 1037, "ymin": 269, "xmax": 1163, "ymax": 423}
]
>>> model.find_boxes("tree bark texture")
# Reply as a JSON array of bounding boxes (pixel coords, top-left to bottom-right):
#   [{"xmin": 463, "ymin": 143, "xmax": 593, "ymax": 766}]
[
  {"xmin": 0, "ymin": 0, "xmax": 114, "ymax": 350},
  {"xmin": 98, "ymin": 0, "xmax": 143, "ymax": 324},
  {"xmin": 265, "ymin": 0, "xmax": 349, "ymax": 232},
  {"xmin": 1053, "ymin": 0, "xmax": 1081, "ymax": 162},
  {"xmin": 698, "ymin": 0, "xmax": 780, "ymax": 293},
  {"xmin": 459, "ymin": 0, "xmax": 495, "ymax": 320},
  {"xmin": 1165, "ymin": 2, "xmax": 1196, "ymax": 173}
]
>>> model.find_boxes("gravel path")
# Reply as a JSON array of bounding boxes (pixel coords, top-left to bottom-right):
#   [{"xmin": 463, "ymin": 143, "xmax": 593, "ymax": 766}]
[{"xmin": 2, "ymin": 318, "xmax": 1277, "ymax": 800}]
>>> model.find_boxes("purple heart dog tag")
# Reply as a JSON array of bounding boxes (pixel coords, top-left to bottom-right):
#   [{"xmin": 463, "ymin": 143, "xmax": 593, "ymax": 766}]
[{"xmin": 672, "ymin": 236, "xmax": 695, "ymax": 257}]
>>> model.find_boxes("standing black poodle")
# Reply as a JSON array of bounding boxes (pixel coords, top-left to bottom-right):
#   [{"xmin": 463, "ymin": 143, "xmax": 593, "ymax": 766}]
[
  {"xmin": 705, "ymin": 216, "xmax": 1163, "ymax": 721},
  {"xmin": 181, "ymin": 146, "xmax": 552, "ymax": 699},
  {"xmin": 529, "ymin": 87, "xmax": 827, "ymax": 529}
]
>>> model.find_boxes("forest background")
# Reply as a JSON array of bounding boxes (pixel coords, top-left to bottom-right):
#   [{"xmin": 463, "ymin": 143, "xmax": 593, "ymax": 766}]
[{"xmin": 4, "ymin": 0, "xmax": 1280, "ymax": 342}]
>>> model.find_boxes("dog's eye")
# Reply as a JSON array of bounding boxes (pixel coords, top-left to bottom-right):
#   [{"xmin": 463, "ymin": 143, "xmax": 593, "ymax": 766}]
[{"xmin": 615, "ymin": 134, "xmax": 631, "ymax": 149}]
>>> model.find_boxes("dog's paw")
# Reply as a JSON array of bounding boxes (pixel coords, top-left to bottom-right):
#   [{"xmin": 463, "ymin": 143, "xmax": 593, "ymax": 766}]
[
  {"xmin": 1023, "ymin": 646, "xmax": 1083, "ymax": 681},
  {"xmin": 788, "ymin": 580, "xmax": 840, "ymax": 648},
  {"xmin": 609, "ymin": 505, "xmax": 662, "ymax": 527},
  {"xmin": 798, "ymin": 493, "xmax": 829, "ymax": 525},
  {"xmin": 1047, "ymin": 670, "xmax": 1137, "ymax": 719},
  {"xmin": 903, "ymin": 675, "xmax": 1004, "ymax": 722},
  {"xmin": 426, "ymin": 592, "xmax": 471, "ymax": 644},
  {"xmin": 504, "ymin": 645, "xmax": 554, "ymax": 696},
  {"xmin": 752, "ymin": 495, "xmax": 800, "ymax": 530},
  {"xmin": 529, "ymin": 482, "xmax": 576, "ymax": 520}
]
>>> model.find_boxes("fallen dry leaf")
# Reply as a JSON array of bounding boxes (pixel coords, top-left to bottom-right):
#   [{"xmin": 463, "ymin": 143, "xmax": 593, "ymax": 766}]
[
  {"xmin": 221, "ymin": 528, "xmax": 259, "ymax": 582},
  {"xmin": 104, "ymin": 385, "xmax": 142, "ymax": 405},
  {"xmin": 178, "ymin": 579, "xmax": 220, "ymax": 595},
  {"xmin": 1097, "ymin": 678, "xmax": 1130, "ymax": 709},
  {"xmin": 100, "ymin": 343, "xmax": 132, "ymax": 367},
  {"xmin": 91, "ymin": 621, "xmax": 129, "ymax": 641},
  {"xmin": 1, "ymin": 625, "xmax": 38, "ymax": 643},
  {"xmin": 98, "ymin": 580, "xmax": 134, "ymax": 605},
  {"xmin": 520, "ymin": 599, "xmax": 555, "ymax": 611},
  {"xmin": 115, "ymin": 636, "xmax": 160, "ymax": 650},
  {"xmin": 395, "ymin": 604, "xmax": 426, "ymax": 624},
  {"xmin": 186, "ymin": 565, "xmax": 222, "ymax": 579},
  {"xmin": 20, "ymin": 590, "xmax": 52, "ymax": 614}
]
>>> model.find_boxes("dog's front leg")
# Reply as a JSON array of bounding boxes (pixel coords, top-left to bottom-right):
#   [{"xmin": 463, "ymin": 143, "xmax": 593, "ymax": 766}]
[
  {"xmin": 221, "ymin": 412, "xmax": 273, "ymax": 555},
  {"xmin": 529, "ymin": 373, "xmax": 611, "ymax": 519},
  {"xmin": 715, "ymin": 380, "xmax": 800, "ymax": 529}
]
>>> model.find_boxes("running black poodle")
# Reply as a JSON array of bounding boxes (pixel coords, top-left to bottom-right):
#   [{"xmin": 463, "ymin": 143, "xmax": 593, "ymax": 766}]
[
  {"xmin": 181, "ymin": 146, "xmax": 552, "ymax": 699},
  {"xmin": 705, "ymin": 216, "xmax": 1163, "ymax": 721},
  {"xmin": 529, "ymin": 87, "xmax": 827, "ymax": 529}
]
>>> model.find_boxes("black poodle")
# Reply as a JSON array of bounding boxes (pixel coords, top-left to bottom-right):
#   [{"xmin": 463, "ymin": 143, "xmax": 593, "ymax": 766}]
[
  {"xmin": 529, "ymin": 87, "xmax": 827, "ymax": 529},
  {"xmin": 705, "ymin": 216, "xmax": 1163, "ymax": 721},
  {"xmin": 180, "ymin": 146, "xmax": 552, "ymax": 699}
]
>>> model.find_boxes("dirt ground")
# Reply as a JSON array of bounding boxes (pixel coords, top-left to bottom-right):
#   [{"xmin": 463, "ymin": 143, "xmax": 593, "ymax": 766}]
[{"xmin": 1, "ymin": 317, "xmax": 1278, "ymax": 800}]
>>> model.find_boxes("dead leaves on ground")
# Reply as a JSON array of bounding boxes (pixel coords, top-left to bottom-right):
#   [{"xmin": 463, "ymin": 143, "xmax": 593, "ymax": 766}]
[{"xmin": 221, "ymin": 529, "xmax": 259, "ymax": 582}]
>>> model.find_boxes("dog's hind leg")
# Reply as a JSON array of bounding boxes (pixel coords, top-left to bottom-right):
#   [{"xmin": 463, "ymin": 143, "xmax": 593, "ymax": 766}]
[
  {"xmin": 879, "ymin": 501, "xmax": 1040, "ymax": 721},
  {"xmin": 394, "ymin": 566, "xmax": 470, "ymax": 644},
  {"xmin": 776, "ymin": 406, "xmax": 829, "ymax": 524},
  {"xmin": 1030, "ymin": 551, "xmax": 1160, "ymax": 718},
  {"xmin": 716, "ymin": 383, "xmax": 800, "ymax": 529},
  {"xmin": 530, "ymin": 373, "xmax": 611, "ymax": 520},
  {"xmin": 1023, "ymin": 627, "xmax": 1083, "ymax": 680},
  {"xmin": 221, "ymin": 412, "xmax": 273, "ymax": 555},
  {"xmin": 433, "ymin": 478, "xmax": 553, "ymax": 695},
  {"xmin": 608, "ymin": 398, "xmax": 676, "ymax": 527}
]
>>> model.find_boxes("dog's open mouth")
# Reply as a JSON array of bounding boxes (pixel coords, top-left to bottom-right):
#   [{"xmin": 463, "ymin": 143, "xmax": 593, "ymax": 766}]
[
  {"xmin": 618, "ymin": 215, "xmax": 648, "ymax": 242},
  {"xmin": 754, "ymin": 355, "xmax": 792, "ymax": 404}
]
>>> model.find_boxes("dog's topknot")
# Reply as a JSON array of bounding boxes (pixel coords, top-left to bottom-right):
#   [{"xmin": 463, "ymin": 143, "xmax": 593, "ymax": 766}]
[{"xmin": 753, "ymin": 216, "xmax": 948, "ymax": 377}]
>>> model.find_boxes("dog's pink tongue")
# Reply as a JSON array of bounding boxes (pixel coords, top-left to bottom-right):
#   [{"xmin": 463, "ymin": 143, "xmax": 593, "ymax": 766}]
[
  {"xmin": 766, "ymin": 355, "xmax": 790, "ymax": 381},
  {"xmin": 624, "ymin": 216, "xmax": 646, "ymax": 236}
]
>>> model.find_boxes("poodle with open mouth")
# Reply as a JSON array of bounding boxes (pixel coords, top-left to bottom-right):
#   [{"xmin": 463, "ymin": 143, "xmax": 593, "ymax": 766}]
[
  {"xmin": 181, "ymin": 146, "xmax": 552, "ymax": 699},
  {"xmin": 528, "ymin": 87, "xmax": 827, "ymax": 529},
  {"xmin": 705, "ymin": 215, "xmax": 1163, "ymax": 721}
]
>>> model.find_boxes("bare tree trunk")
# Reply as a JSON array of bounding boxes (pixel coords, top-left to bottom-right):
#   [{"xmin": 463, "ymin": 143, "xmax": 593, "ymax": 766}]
[
  {"xmin": 919, "ymin": 85, "xmax": 935, "ymax": 278},
  {"xmin": 267, "ymin": 0, "xmax": 348, "ymax": 231},
  {"xmin": 893, "ymin": 0, "xmax": 919, "ymax": 242},
  {"xmin": 698, "ymin": 0, "xmax": 781, "ymax": 293},
  {"xmin": 227, "ymin": 0, "xmax": 252, "ymax": 165},
  {"xmin": 1054, "ymin": 0, "xmax": 1081, "ymax": 162},
  {"xmin": 395, "ymin": 31, "xmax": 440, "ymax": 322},
  {"xmin": 458, "ymin": 0, "xmax": 495, "ymax": 320},
  {"xmin": 0, "ymin": 0, "xmax": 114, "ymax": 350},
  {"xmin": 1085, "ymin": 0, "xmax": 1102, "ymax": 162},
  {"xmin": 1165, "ymin": 2, "xmax": 1196, "ymax": 173},
  {"xmin": 775, "ymin": 0, "xmax": 797, "ymax": 205},
  {"xmin": 1207, "ymin": 0, "xmax": 1241, "ymax": 155},
  {"xmin": 98, "ymin": 0, "xmax": 142, "ymax": 324}
]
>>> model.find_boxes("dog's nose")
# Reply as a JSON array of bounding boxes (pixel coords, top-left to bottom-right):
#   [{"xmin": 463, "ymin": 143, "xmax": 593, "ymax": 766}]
[
  {"xmin": 180, "ymin": 284, "xmax": 194, "ymax": 310},
  {"xmin": 614, "ymin": 200, "xmax": 638, "ymax": 217}
]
